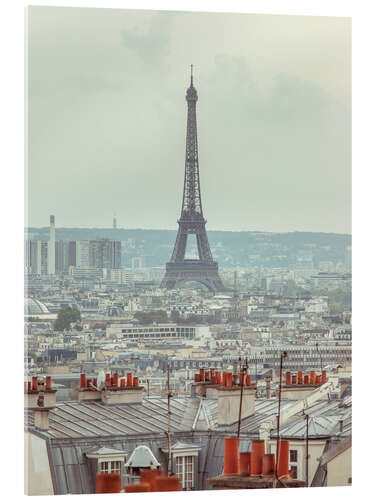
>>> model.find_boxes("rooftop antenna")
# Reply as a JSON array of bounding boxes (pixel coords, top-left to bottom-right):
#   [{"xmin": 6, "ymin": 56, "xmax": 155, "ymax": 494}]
[
  {"xmin": 237, "ymin": 357, "xmax": 248, "ymax": 439},
  {"xmin": 190, "ymin": 64, "xmax": 193, "ymax": 86},
  {"xmin": 167, "ymin": 364, "xmax": 172, "ymax": 476},
  {"xmin": 302, "ymin": 409, "xmax": 310, "ymax": 487},
  {"xmin": 275, "ymin": 351, "xmax": 288, "ymax": 481}
]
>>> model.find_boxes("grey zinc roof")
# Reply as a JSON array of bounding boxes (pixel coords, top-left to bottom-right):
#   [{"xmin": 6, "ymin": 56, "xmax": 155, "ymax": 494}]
[
  {"xmin": 26, "ymin": 396, "xmax": 199, "ymax": 439},
  {"xmin": 25, "ymin": 394, "xmax": 351, "ymax": 495},
  {"xmin": 270, "ymin": 415, "xmax": 340, "ymax": 439},
  {"xmin": 25, "ymin": 395, "xmax": 351, "ymax": 440}
]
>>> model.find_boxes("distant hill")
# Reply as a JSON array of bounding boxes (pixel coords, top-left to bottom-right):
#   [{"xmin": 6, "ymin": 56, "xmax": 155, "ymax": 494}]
[{"xmin": 25, "ymin": 228, "xmax": 351, "ymax": 268}]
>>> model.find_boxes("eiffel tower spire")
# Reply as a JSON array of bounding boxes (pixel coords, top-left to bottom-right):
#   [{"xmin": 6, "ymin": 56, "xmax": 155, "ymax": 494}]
[
  {"xmin": 161, "ymin": 69, "xmax": 224, "ymax": 293},
  {"xmin": 181, "ymin": 64, "xmax": 203, "ymax": 218}
]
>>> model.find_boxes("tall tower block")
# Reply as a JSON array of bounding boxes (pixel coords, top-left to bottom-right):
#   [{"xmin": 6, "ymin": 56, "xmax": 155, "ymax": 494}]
[
  {"xmin": 48, "ymin": 215, "xmax": 55, "ymax": 275},
  {"xmin": 160, "ymin": 68, "xmax": 224, "ymax": 293}
]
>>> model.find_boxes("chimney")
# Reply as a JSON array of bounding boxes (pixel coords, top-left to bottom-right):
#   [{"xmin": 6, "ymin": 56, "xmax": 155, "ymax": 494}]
[
  {"xmin": 239, "ymin": 452, "xmax": 251, "ymax": 476},
  {"xmin": 34, "ymin": 408, "xmax": 51, "ymax": 431},
  {"xmin": 140, "ymin": 468, "xmax": 163, "ymax": 491},
  {"xmin": 309, "ymin": 371, "xmax": 315, "ymax": 385},
  {"xmin": 322, "ymin": 370, "xmax": 327, "ymax": 383},
  {"xmin": 262, "ymin": 454, "xmax": 275, "ymax": 476},
  {"xmin": 78, "ymin": 374, "xmax": 101, "ymax": 402},
  {"xmin": 125, "ymin": 483, "xmax": 151, "ymax": 493},
  {"xmin": 224, "ymin": 437, "xmax": 239, "ymax": 474},
  {"xmin": 25, "ymin": 376, "xmax": 57, "ymax": 409},
  {"xmin": 154, "ymin": 476, "xmax": 181, "ymax": 492},
  {"xmin": 192, "ymin": 368, "xmax": 221, "ymax": 397},
  {"xmin": 96, "ymin": 473, "xmax": 121, "ymax": 493},
  {"xmin": 251, "ymin": 440, "xmax": 265, "ymax": 475},
  {"xmin": 297, "ymin": 371, "xmax": 303, "ymax": 384},
  {"xmin": 285, "ymin": 372, "xmax": 291, "ymax": 385},
  {"xmin": 277, "ymin": 440, "xmax": 289, "ymax": 478},
  {"xmin": 101, "ymin": 372, "xmax": 144, "ymax": 405},
  {"xmin": 217, "ymin": 383, "xmax": 256, "ymax": 426}
]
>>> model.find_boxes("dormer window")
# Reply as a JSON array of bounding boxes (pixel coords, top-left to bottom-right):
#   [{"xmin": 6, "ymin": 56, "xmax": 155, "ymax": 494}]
[
  {"xmin": 161, "ymin": 442, "xmax": 201, "ymax": 491},
  {"xmin": 176, "ymin": 455, "xmax": 194, "ymax": 489},
  {"xmin": 85, "ymin": 447, "xmax": 127, "ymax": 488},
  {"xmin": 99, "ymin": 460, "xmax": 122, "ymax": 474}
]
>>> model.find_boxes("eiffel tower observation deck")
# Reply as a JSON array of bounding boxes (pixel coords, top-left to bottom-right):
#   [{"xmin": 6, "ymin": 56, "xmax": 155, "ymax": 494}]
[{"xmin": 160, "ymin": 67, "xmax": 224, "ymax": 293}]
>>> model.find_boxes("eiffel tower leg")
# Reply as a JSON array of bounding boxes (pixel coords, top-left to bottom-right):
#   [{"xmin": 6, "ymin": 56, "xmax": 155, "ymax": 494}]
[
  {"xmin": 171, "ymin": 228, "xmax": 187, "ymax": 262},
  {"xmin": 196, "ymin": 230, "xmax": 213, "ymax": 261}
]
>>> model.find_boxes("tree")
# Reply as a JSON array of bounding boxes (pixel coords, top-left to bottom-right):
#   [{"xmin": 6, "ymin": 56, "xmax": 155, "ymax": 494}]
[{"xmin": 54, "ymin": 307, "xmax": 81, "ymax": 331}]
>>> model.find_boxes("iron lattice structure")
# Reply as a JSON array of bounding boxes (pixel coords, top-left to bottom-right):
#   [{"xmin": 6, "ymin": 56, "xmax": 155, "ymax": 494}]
[{"xmin": 161, "ymin": 69, "xmax": 224, "ymax": 293}]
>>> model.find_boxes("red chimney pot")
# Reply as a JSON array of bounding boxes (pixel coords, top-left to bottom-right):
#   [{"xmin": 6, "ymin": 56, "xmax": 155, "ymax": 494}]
[
  {"xmin": 262, "ymin": 453, "xmax": 275, "ymax": 476},
  {"xmin": 239, "ymin": 452, "xmax": 251, "ymax": 476},
  {"xmin": 277, "ymin": 440, "xmax": 289, "ymax": 478},
  {"xmin": 224, "ymin": 437, "xmax": 240, "ymax": 475},
  {"xmin": 251, "ymin": 440, "xmax": 265, "ymax": 475}
]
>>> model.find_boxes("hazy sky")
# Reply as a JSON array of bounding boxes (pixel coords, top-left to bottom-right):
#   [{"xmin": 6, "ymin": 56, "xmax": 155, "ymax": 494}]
[{"xmin": 27, "ymin": 7, "xmax": 351, "ymax": 233}]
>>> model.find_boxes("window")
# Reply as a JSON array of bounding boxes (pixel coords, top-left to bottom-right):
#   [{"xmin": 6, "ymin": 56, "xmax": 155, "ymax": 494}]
[
  {"xmin": 99, "ymin": 461, "xmax": 122, "ymax": 474},
  {"xmin": 175, "ymin": 456, "xmax": 194, "ymax": 490},
  {"xmin": 290, "ymin": 450, "xmax": 298, "ymax": 463},
  {"xmin": 290, "ymin": 465, "xmax": 298, "ymax": 479}
]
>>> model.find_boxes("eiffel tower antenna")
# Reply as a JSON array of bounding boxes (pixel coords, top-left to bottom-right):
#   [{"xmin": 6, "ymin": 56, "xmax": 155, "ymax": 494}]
[{"xmin": 161, "ymin": 68, "xmax": 224, "ymax": 293}]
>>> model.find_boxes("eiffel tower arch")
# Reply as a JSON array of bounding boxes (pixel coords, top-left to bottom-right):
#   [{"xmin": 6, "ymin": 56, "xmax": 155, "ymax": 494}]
[{"xmin": 160, "ymin": 67, "xmax": 224, "ymax": 293}]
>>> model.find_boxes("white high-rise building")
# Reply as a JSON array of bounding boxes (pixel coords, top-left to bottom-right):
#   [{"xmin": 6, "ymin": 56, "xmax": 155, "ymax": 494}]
[
  {"xmin": 37, "ymin": 240, "xmax": 48, "ymax": 275},
  {"xmin": 76, "ymin": 241, "xmax": 90, "ymax": 268},
  {"xmin": 48, "ymin": 215, "xmax": 55, "ymax": 275}
]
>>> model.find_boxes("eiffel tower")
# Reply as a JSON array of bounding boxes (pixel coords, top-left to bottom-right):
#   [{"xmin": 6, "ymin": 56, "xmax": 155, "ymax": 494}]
[{"xmin": 161, "ymin": 67, "xmax": 224, "ymax": 293}]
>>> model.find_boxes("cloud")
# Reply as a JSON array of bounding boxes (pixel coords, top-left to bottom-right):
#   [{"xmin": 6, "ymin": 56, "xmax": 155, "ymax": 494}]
[{"xmin": 26, "ymin": 7, "xmax": 351, "ymax": 233}]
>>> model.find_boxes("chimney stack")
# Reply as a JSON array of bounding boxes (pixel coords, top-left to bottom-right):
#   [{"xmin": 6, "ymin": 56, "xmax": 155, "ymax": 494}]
[
  {"xmin": 277, "ymin": 440, "xmax": 289, "ymax": 478},
  {"xmin": 239, "ymin": 452, "xmax": 251, "ymax": 476},
  {"xmin": 262, "ymin": 454, "xmax": 275, "ymax": 476},
  {"xmin": 96, "ymin": 473, "xmax": 121, "ymax": 493},
  {"xmin": 251, "ymin": 440, "xmax": 265, "ymax": 475},
  {"xmin": 224, "ymin": 437, "xmax": 240, "ymax": 475},
  {"xmin": 25, "ymin": 376, "xmax": 57, "ymax": 409}
]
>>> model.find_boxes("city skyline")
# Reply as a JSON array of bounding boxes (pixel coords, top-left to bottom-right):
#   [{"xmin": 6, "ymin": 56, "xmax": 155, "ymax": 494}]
[{"xmin": 27, "ymin": 7, "xmax": 351, "ymax": 233}]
